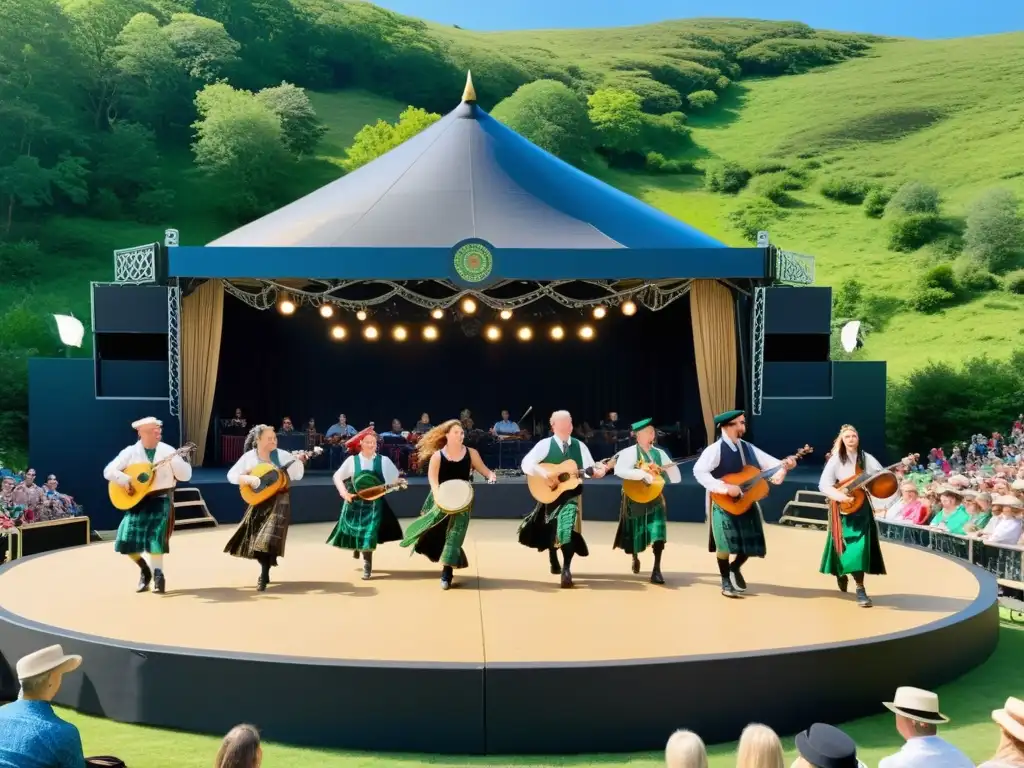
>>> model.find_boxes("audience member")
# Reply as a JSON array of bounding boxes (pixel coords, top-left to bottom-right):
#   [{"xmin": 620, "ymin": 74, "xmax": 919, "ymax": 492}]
[
  {"xmin": 665, "ymin": 728, "xmax": 708, "ymax": 768},
  {"xmin": 215, "ymin": 724, "xmax": 263, "ymax": 768},
  {"xmin": 982, "ymin": 697, "xmax": 1024, "ymax": 768},
  {"xmin": 879, "ymin": 687, "xmax": 971, "ymax": 768},
  {"xmin": 793, "ymin": 723, "xmax": 863, "ymax": 768},
  {"xmin": 736, "ymin": 723, "xmax": 784, "ymax": 768}
]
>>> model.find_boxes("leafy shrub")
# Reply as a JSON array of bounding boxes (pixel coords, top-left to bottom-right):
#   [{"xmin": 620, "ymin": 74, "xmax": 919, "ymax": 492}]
[
  {"xmin": 963, "ymin": 188, "xmax": 1024, "ymax": 273},
  {"xmin": 953, "ymin": 256, "xmax": 1000, "ymax": 292},
  {"xmin": 832, "ymin": 279, "xmax": 865, "ymax": 319},
  {"xmin": 863, "ymin": 186, "xmax": 893, "ymax": 218},
  {"xmin": 752, "ymin": 159, "xmax": 789, "ymax": 175},
  {"xmin": 887, "ymin": 214, "xmax": 941, "ymax": 252},
  {"xmin": 1005, "ymin": 269, "xmax": 1024, "ymax": 294},
  {"xmin": 644, "ymin": 152, "xmax": 688, "ymax": 174},
  {"xmin": 492, "ymin": 81, "xmax": 592, "ymax": 165},
  {"xmin": 750, "ymin": 172, "xmax": 800, "ymax": 205},
  {"xmin": 91, "ymin": 188, "xmax": 122, "ymax": 220},
  {"xmin": 639, "ymin": 111, "xmax": 689, "ymax": 153},
  {"xmin": 705, "ymin": 161, "xmax": 751, "ymax": 193},
  {"xmin": 920, "ymin": 264, "xmax": 959, "ymax": 298},
  {"xmin": 820, "ymin": 176, "xmax": 872, "ymax": 204},
  {"xmin": 907, "ymin": 286, "xmax": 954, "ymax": 313},
  {"xmin": 715, "ymin": 75, "xmax": 731, "ymax": 91},
  {"xmin": 886, "ymin": 181, "xmax": 941, "ymax": 217},
  {"xmin": 0, "ymin": 241, "xmax": 44, "ymax": 282},
  {"xmin": 134, "ymin": 187, "xmax": 176, "ymax": 224},
  {"xmin": 929, "ymin": 232, "xmax": 964, "ymax": 260},
  {"xmin": 730, "ymin": 197, "xmax": 783, "ymax": 242},
  {"xmin": 687, "ymin": 90, "xmax": 718, "ymax": 109}
]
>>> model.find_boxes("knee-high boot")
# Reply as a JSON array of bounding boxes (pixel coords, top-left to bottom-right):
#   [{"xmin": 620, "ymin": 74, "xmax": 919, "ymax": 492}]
[
  {"xmin": 560, "ymin": 543, "xmax": 575, "ymax": 588},
  {"xmin": 650, "ymin": 542, "xmax": 665, "ymax": 585}
]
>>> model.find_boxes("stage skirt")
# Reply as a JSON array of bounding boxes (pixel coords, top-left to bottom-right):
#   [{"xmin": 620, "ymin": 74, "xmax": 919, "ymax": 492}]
[
  {"xmin": 517, "ymin": 497, "xmax": 589, "ymax": 556},
  {"xmin": 326, "ymin": 496, "xmax": 403, "ymax": 552},
  {"xmin": 114, "ymin": 493, "xmax": 173, "ymax": 555},
  {"xmin": 708, "ymin": 501, "xmax": 766, "ymax": 558},
  {"xmin": 613, "ymin": 494, "xmax": 667, "ymax": 555},
  {"xmin": 225, "ymin": 493, "xmax": 291, "ymax": 566},
  {"xmin": 819, "ymin": 502, "xmax": 886, "ymax": 577},
  {"xmin": 400, "ymin": 491, "xmax": 470, "ymax": 569}
]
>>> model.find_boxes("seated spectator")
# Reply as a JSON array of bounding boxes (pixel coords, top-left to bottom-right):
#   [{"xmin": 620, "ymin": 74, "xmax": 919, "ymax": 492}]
[
  {"xmin": 665, "ymin": 729, "xmax": 707, "ymax": 768},
  {"xmin": 215, "ymin": 723, "xmax": 263, "ymax": 768},
  {"xmin": 980, "ymin": 497, "xmax": 1024, "ymax": 545},
  {"xmin": 0, "ymin": 644, "xmax": 86, "ymax": 768},
  {"xmin": 930, "ymin": 486, "xmax": 968, "ymax": 533},
  {"xmin": 879, "ymin": 686, "xmax": 972, "ymax": 768},
  {"xmin": 981, "ymin": 696, "xmax": 1024, "ymax": 768},
  {"xmin": 886, "ymin": 482, "xmax": 931, "ymax": 525},
  {"xmin": 737, "ymin": 723, "xmax": 784, "ymax": 768},
  {"xmin": 793, "ymin": 722, "xmax": 864, "ymax": 768}
]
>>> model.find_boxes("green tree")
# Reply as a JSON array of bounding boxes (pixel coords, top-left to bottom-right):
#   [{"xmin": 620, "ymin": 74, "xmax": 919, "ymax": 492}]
[
  {"xmin": 164, "ymin": 13, "xmax": 241, "ymax": 82},
  {"xmin": 341, "ymin": 107, "xmax": 441, "ymax": 172},
  {"xmin": 687, "ymin": 90, "xmax": 718, "ymax": 109},
  {"xmin": 490, "ymin": 80, "xmax": 592, "ymax": 166},
  {"xmin": 587, "ymin": 88, "xmax": 643, "ymax": 155},
  {"xmin": 113, "ymin": 13, "xmax": 186, "ymax": 130},
  {"xmin": 92, "ymin": 122, "xmax": 161, "ymax": 201},
  {"xmin": 255, "ymin": 82, "xmax": 328, "ymax": 157},
  {"xmin": 885, "ymin": 181, "xmax": 941, "ymax": 217},
  {"xmin": 0, "ymin": 157, "xmax": 53, "ymax": 233},
  {"xmin": 963, "ymin": 188, "xmax": 1024, "ymax": 273}
]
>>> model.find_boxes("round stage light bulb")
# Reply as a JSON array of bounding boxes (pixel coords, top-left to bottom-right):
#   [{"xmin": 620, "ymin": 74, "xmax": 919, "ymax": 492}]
[
  {"xmin": 279, "ymin": 300, "xmax": 295, "ymax": 315},
  {"xmin": 422, "ymin": 325, "xmax": 439, "ymax": 341},
  {"xmin": 579, "ymin": 325, "xmax": 595, "ymax": 340},
  {"xmin": 431, "ymin": 308, "xmax": 444, "ymax": 320},
  {"xmin": 319, "ymin": 305, "xmax": 334, "ymax": 318},
  {"xmin": 330, "ymin": 325, "xmax": 347, "ymax": 340},
  {"xmin": 550, "ymin": 325, "xmax": 565, "ymax": 340},
  {"xmin": 592, "ymin": 306, "xmax": 607, "ymax": 319},
  {"xmin": 461, "ymin": 298, "xmax": 477, "ymax": 314},
  {"xmin": 621, "ymin": 300, "xmax": 637, "ymax": 316},
  {"xmin": 485, "ymin": 325, "xmax": 501, "ymax": 341},
  {"xmin": 363, "ymin": 325, "xmax": 379, "ymax": 340},
  {"xmin": 356, "ymin": 310, "xmax": 368, "ymax": 321},
  {"xmin": 392, "ymin": 325, "xmax": 408, "ymax": 341},
  {"xmin": 517, "ymin": 326, "xmax": 533, "ymax": 341},
  {"xmin": 499, "ymin": 309, "xmax": 513, "ymax": 320}
]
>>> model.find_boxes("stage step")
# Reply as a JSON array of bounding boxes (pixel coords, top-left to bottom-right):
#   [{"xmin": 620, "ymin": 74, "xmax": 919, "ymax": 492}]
[
  {"xmin": 173, "ymin": 487, "xmax": 218, "ymax": 530},
  {"xmin": 779, "ymin": 492, "xmax": 828, "ymax": 529}
]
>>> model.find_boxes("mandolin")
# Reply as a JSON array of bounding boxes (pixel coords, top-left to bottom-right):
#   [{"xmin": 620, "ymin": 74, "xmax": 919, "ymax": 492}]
[
  {"xmin": 836, "ymin": 453, "xmax": 919, "ymax": 515},
  {"xmin": 352, "ymin": 478, "xmax": 409, "ymax": 502},
  {"xmin": 711, "ymin": 445, "xmax": 813, "ymax": 516},
  {"xmin": 240, "ymin": 447, "xmax": 323, "ymax": 506},
  {"xmin": 527, "ymin": 456, "xmax": 616, "ymax": 505},
  {"xmin": 108, "ymin": 443, "xmax": 197, "ymax": 511},
  {"xmin": 621, "ymin": 454, "xmax": 698, "ymax": 505}
]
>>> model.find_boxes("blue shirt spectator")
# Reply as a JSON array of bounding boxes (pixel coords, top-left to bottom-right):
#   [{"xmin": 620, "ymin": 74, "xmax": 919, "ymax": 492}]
[
  {"xmin": 493, "ymin": 410, "xmax": 519, "ymax": 435},
  {"xmin": 0, "ymin": 699, "xmax": 85, "ymax": 768},
  {"xmin": 326, "ymin": 415, "xmax": 357, "ymax": 439}
]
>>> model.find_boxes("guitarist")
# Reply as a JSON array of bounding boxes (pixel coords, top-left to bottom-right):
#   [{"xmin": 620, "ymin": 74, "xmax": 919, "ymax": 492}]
[
  {"xmin": 103, "ymin": 417, "xmax": 193, "ymax": 594},
  {"xmin": 816, "ymin": 424, "xmax": 887, "ymax": 608},
  {"xmin": 612, "ymin": 418, "xmax": 682, "ymax": 584},
  {"xmin": 518, "ymin": 410, "xmax": 607, "ymax": 588},
  {"xmin": 692, "ymin": 409, "xmax": 795, "ymax": 598}
]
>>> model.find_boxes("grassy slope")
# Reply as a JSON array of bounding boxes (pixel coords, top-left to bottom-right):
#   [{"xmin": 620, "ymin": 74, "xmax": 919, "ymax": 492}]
[{"xmin": 57, "ymin": 621, "xmax": 1024, "ymax": 768}]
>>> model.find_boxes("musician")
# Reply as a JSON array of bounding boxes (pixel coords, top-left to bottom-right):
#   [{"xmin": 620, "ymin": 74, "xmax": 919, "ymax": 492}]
[
  {"xmin": 493, "ymin": 411, "xmax": 519, "ymax": 436},
  {"xmin": 816, "ymin": 424, "xmax": 887, "ymax": 608},
  {"xmin": 103, "ymin": 417, "xmax": 192, "ymax": 594},
  {"xmin": 413, "ymin": 413, "xmax": 433, "ymax": 434},
  {"xmin": 518, "ymin": 410, "xmax": 608, "ymax": 588},
  {"xmin": 401, "ymin": 419, "xmax": 496, "ymax": 589},
  {"xmin": 692, "ymin": 409, "xmax": 794, "ymax": 598},
  {"xmin": 326, "ymin": 430, "xmax": 404, "ymax": 580},
  {"xmin": 325, "ymin": 414, "xmax": 357, "ymax": 440},
  {"xmin": 613, "ymin": 418, "xmax": 682, "ymax": 584},
  {"xmin": 225, "ymin": 424, "xmax": 309, "ymax": 591}
]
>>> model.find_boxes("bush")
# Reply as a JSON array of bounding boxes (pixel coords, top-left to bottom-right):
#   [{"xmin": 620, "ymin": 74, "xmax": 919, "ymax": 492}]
[
  {"xmin": 134, "ymin": 187, "xmax": 176, "ymax": 224},
  {"xmin": 886, "ymin": 181, "xmax": 941, "ymax": 217},
  {"xmin": 752, "ymin": 159, "xmax": 789, "ymax": 175},
  {"xmin": 705, "ymin": 161, "xmax": 751, "ymax": 194},
  {"xmin": 1005, "ymin": 269, "xmax": 1024, "ymax": 294},
  {"xmin": 907, "ymin": 286, "xmax": 954, "ymax": 313},
  {"xmin": 887, "ymin": 213, "xmax": 941, "ymax": 252},
  {"xmin": 687, "ymin": 90, "xmax": 718, "ymax": 109},
  {"xmin": 492, "ymin": 80, "xmax": 592, "ymax": 165},
  {"xmin": 832, "ymin": 279, "xmax": 865, "ymax": 319},
  {"xmin": 730, "ymin": 197, "xmax": 784, "ymax": 242},
  {"xmin": 644, "ymin": 152, "xmax": 688, "ymax": 174},
  {"xmin": 921, "ymin": 263, "xmax": 958, "ymax": 294},
  {"xmin": 963, "ymin": 188, "xmax": 1024, "ymax": 273},
  {"xmin": 91, "ymin": 188, "xmax": 122, "ymax": 220},
  {"xmin": 750, "ymin": 172, "xmax": 798, "ymax": 205},
  {"xmin": 0, "ymin": 241, "xmax": 44, "ymax": 282},
  {"xmin": 820, "ymin": 176, "xmax": 872, "ymax": 204},
  {"xmin": 863, "ymin": 186, "xmax": 893, "ymax": 218},
  {"xmin": 953, "ymin": 256, "xmax": 1001, "ymax": 292}
]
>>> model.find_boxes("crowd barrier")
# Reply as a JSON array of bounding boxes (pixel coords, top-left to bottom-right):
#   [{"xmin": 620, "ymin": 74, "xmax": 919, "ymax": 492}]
[{"xmin": 0, "ymin": 517, "xmax": 92, "ymax": 563}]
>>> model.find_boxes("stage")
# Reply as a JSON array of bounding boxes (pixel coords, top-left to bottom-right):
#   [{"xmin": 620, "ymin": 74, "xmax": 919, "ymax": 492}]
[
  {"xmin": 182, "ymin": 465, "xmax": 826, "ymax": 526},
  {"xmin": 0, "ymin": 520, "xmax": 998, "ymax": 754}
]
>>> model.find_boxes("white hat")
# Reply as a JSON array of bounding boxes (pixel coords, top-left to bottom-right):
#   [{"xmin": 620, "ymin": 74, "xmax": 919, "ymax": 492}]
[
  {"xmin": 883, "ymin": 686, "xmax": 949, "ymax": 724},
  {"xmin": 993, "ymin": 697, "xmax": 1024, "ymax": 741},
  {"xmin": 131, "ymin": 417, "xmax": 162, "ymax": 430},
  {"xmin": 1013, "ymin": 479, "xmax": 1024, "ymax": 491},
  {"xmin": 16, "ymin": 644, "xmax": 82, "ymax": 681}
]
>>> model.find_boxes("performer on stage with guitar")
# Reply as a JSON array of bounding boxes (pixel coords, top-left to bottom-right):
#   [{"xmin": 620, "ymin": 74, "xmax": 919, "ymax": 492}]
[
  {"xmin": 613, "ymin": 418, "xmax": 682, "ymax": 584},
  {"xmin": 400, "ymin": 419, "xmax": 497, "ymax": 590},
  {"xmin": 225, "ymin": 424, "xmax": 315, "ymax": 591},
  {"xmin": 816, "ymin": 424, "xmax": 888, "ymax": 608},
  {"xmin": 518, "ymin": 410, "xmax": 609, "ymax": 588},
  {"xmin": 327, "ymin": 429, "xmax": 405, "ymax": 580},
  {"xmin": 103, "ymin": 417, "xmax": 193, "ymax": 594},
  {"xmin": 692, "ymin": 410, "xmax": 796, "ymax": 598}
]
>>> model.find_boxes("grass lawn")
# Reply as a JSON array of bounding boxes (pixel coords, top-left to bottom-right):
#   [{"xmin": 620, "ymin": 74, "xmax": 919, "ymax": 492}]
[{"xmin": 57, "ymin": 619, "xmax": 1022, "ymax": 768}]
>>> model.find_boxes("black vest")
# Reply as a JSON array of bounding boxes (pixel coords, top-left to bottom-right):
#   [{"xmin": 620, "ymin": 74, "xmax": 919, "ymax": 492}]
[{"xmin": 711, "ymin": 439, "xmax": 758, "ymax": 479}]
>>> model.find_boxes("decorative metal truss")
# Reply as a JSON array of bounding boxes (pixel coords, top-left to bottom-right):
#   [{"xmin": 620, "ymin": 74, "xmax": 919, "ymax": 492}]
[
  {"xmin": 774, "ymin": 248, "xmax": 815, "ymax": 285},
  {"xmin": 751, "ymin": 287, "xmax": 766, "ymax": 416},
  {"xmin": 113, "ymin": 243, "xmax": 159, "ymax": 284},
  {"xmin": 167, "ymin": 283, "xmax": 181, "ymax": 423}
]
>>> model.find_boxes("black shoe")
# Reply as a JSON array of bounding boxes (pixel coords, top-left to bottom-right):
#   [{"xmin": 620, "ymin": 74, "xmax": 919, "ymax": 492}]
[
  {"xmin": 856, "ymin": 586, "xmax": 873, "ymax": 607},
  {"xmin": 136, "ymin": 563, "xmax": 152, "ymax": 593},
  {"xmin": 549, "ymin": 559, "xmax": 561, "ymax": 575},
  {"xmin": 362, "ymin": 559, "xmax": 372, "ymax": 581},
  {"xmin": 721, "ymin": 578, "xmax": 739, "ymax": 598},
  {"xmin": 631, "ymin": 555, "xmax": 641, "ymax": 575},
  {"xmin": 352, "ymin": 550, "xmax": 360, "ymax": 559},
  {"xmin": 152, "ymin": 569, "xmax": 165, "ymax": 594},
  {"xmin": 837, "ymin": 575, "xmax": 849, "ymax": 593},
  {"xmin": 441, "ymin": 577, "xmax": 451, "ymax": 590},
  {"xmin": 650, "ymin": 569, "xmax": 665, "ymax": 585},
  {"xmin": 561, "ymin": 569, "xmax": 574, "ymax": 588},
  {"xmin": 256, "ymin": 572, "xmax": 268, "ymax": 592},
  {"xmin": 730, "ymin": 564, "xmax": 747, "ymax": 593}
]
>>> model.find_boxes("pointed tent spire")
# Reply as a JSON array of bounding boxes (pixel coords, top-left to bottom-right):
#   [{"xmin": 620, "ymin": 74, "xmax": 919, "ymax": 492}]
[{"xmin": 462, "ymin": 70, "xmax": 476, "ymax": 103}]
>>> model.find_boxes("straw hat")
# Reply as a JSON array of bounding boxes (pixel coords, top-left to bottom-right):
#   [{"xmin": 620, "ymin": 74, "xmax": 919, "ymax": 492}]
[
  {"xmin": 938, "ymin": 485, "xmax": 964, "ymax": 498},
  {"xmin": 993, "ymin": 697, "xmax": 1024, "ymax": 742},
  {"xmin": 996, "ymin": 495, "xmax": 1023, "ymax": 509},
  {"xmin": 16, "ymin": 644, "xmax": 82, "ymax": 681},
  {"xmin": 883, "ymin": 686, "xmax": 949, "ymax": 724},
  {"xmin": 949, "ymin": 474, "xmax": 970, "ymax": 488}
]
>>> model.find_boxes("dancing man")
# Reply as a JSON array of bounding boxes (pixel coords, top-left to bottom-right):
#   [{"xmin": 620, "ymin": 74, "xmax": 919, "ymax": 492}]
[
  {"xmin": 816, "ymin": 424, "xmax": 887, "ymax": 607},
  {"xmin": 103, "ymin": 417, "xmax": 192, "ymax": 594},
  {"xmin": 327, "ymin": 429, "xmax": 404, "ymax": 580},
  {"xmin": 518, "ymin": 410, "xmax": 608, "ymax": 588},
  {"xmin": 401, "ymin": 419, "xmax": 496, "ymax": 589},
  {"xmin": 226, "ymin": 424, "xmax": 311, "ymax": 591},
  {"xmin": 693, "ymin": 409, "xmax": 794, "ymax": 598},
  {"xmin": 613, "ymin": 418, "xmax": 681, "ymax": 584}
]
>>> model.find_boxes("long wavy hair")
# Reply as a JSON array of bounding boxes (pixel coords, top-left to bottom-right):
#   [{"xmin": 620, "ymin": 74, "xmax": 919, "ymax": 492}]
[
  {"xmin": 243, "ymin": 424, "xmax": 272, "ymax": 453},
  {"xmin": 215, "ymin": 723, "xmax": 261, "ymax": 768},
  {"xmin": 417, "ymin": 419, "xmax": 463, "ymax": 463},
  {"xmin": 832, "ymin": 424, "xmax": 866, "ymax": 468}
]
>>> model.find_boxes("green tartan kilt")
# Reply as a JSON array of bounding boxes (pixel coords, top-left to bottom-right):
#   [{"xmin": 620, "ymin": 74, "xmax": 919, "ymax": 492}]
[
  {"xmin": 613, "ymin": 494, "xmax": 667, "ymax": 555},
  {"xmin": 708, "ymin": 501, "xmax": 766, "ymax": 557},
  {"xmin": 400, "ymin": 492, "xmax": 470, "ymax": 569},
  {"xmin": 819, "ymin": 504, "xmax": 887, "ymax": 577},
  {"xmin": 516, "ymin": 495, "xmax": 589, "ymax": 556},
  {"xmin": 326, "ymin": 496, "xmax": 403, "ymax": 552},
  {"xmin": 114, "ymin": 493, "xmax": 173, "ymax": 555}
]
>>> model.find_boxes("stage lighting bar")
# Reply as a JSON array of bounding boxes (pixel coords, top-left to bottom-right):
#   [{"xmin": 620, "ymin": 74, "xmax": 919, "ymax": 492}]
[
  {"xmin": 550, "ymin": 325, "xmax": 565, "ymax": 340},
  {"xmin": 485, "ymin": 325, "xmax": 501, "ymax": 341},
  {"xmin": 330, "ymin": 325, "xmax": 347, "ymax": 340},
  {"xmin": 621, "ymin": 300, "xmax": 637, "ymax": 316},
  {"xmin": 579, "ymin": 325, "xmax": 595, "ymax": 340},
  {"xmin": 592, "ymin": 306, "xmax": 607, "ymax": 319},
  {"xmin": 517, "ymin": 326, "xmax": 532, "ymax": 341},
  {"xmin": 363, "ymin": 325, "xmax": 379, "ymax": 340},
  {"xmin": 320, "ymin": 305, "xmax": 334, "ymax": 318},
  {"xmin": 423, "ymin": 325, "xmax": 439, "ymax": 341}
]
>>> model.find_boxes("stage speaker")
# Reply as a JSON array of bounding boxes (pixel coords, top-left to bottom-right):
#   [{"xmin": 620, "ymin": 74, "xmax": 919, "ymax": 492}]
[
  {"xmin": 761, "ymin": 287, "xmax": 832, "ymax": 398},
  {"xmin": 764, "ymin": 286, "xmax": 831, "ymax": 336},
  {"xmin": 93, "ymin": 284, "xmax": 169, "ymax": 334},
  {"xmin": 93, "ymin": 285, "xmax": 170, "ymax": 399}
]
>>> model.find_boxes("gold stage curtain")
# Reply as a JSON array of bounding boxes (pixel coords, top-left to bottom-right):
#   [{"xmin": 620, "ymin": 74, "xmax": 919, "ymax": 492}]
[
  {"xmin": 690, "ymin": 280, "xmax": 737, "ymax": 445},
  {"xmin": 181, "ymin": 279, "xmax": 224, "ymax": 465}
]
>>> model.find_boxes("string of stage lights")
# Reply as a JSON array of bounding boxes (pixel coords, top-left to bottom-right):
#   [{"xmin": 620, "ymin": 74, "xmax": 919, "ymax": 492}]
[{"xmin": 274, "ymin": 295, "xmax": 640, "ymax": 343}]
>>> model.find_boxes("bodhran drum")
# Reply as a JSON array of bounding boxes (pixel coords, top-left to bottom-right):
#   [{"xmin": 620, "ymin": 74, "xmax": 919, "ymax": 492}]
[{"xmin": 435, "ymin": 479, "xmax": 474, "ymax": 515}]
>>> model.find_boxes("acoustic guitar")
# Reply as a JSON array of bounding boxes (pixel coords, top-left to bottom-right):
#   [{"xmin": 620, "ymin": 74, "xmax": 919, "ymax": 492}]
[
  {"xmin": 240, "ymin": 447, "xmax": 323, "ymax": 506},
  {"xmin": 711, "ymin": 445, "xmax": 813, "ymax": 516},
  {"xmin": 527, "ymin": 456, "xmax": 617, "ymax": 505},
  {"xmin": 108, "ymin": 443, "xmax": 197, "ymax": 511},
  {"xmin": 352, "ymin": 477, "xmax": 409, "ymax": 502},
  {"xmin": 622, "ymin": 454, "xmax": 699, "ymax": 505},
  {"xmin": 836, "ymin": 453, "xmax": 919, "ymax": 515}
]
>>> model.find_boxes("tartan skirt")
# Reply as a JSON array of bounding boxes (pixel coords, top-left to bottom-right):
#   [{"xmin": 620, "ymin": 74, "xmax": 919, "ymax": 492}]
[
  {"xmin": 517, "ymin": 496, "xmax": 589, "ymax": 556},
  {"xmin": 326, "ymin": 497, "xmax": 403, "ymax": 552},
  {"xmin": 613, "ymin": 494, "xmax": 667, "ymax": 555},
  {"xmin": 114, "ymin": 493, "xmax": 173, "ymax": 555},
  {"xmin": 224, "ymin": 493, "xmax": 291, "ymax": 565},
  {"xmin": 400, "ymin": 491, "xmax": 471, "ymax": 569},
  {"xmin": 708, "ymin": 501, "xmax": 766, "ymax": 557}
]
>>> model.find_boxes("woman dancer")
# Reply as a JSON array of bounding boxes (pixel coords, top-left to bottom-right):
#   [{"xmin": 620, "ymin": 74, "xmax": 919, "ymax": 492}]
[
  {"xmin": 226, "ymin": 424, "xmax": 310, "ymax": 591},
  {"xmin": 327, "ymin": 430, "xmax": 404, "ymax": 580},
  {"xmin": 400, "ymin": 419, "xmax": 496, "ymax": 589},
  {"xmin": 817, "ymin": 424, "xmax": 887, "ymax": 607}
]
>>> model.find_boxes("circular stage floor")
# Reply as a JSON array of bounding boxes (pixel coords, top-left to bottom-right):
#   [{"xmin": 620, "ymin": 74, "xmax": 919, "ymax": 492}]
[{"xmin": 0, "ymin": 521, "xmax": 985, "ymax": 662}]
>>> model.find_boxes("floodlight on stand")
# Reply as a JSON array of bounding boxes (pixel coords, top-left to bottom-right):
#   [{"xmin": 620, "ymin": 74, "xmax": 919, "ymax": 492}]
[
  {"xmin": 53, "ymin": 314, "xmax": 85, "ymax": 348},
  {"xmin": 550, "ymin": 325, "xmax": 565, "ymax": 340},
  {"xmin": 319, "ymin": 305, "xmax": 334, "ymax": 319},
  {"xmin": 431, "ymin": 308, "xmax": 444, "ymax": 320},
  {"xmin": 840, "ymin": 320, "xmax": 861, "ymax": 353},
  {"xmin": 461, "ymin": 297, "xmax": 477, "ymax": 314},
  {"xmin": 330, "ymin": 325, "xmax": 347, "ymax": 341},
  {"xmin": 485, "ymin": 325, "xmax": 501, "ymax": 341},
  {"xmin": 356, "ymin": 309, "xmax": 368, "ymax": 321},
  {"xmin": 422, "ymin": 325, "xmax": 439, "ymax": 341},
  {"xmin": 499, "ymin": 309, "xmax": 513, "ymax": 320},
  {"xmin": 579, "ymin": 325, "xmax": 595, "ymax": 340},
  {"xmin": 392, "ymin": 325, "xmax": 408, "ymax": 341},
  {"xmin": 592, "ymin": 306, "xmax": 607, "ymax": 320},
  {"xmin": 279, "ymin": 299, "xmax": 296, "ymax": 315},
  {"xmin": 621, "ymin": 300, "xmax": 637, "ymax": 316},
  {"xmin": 517, "ymin": 326, "xmax": 533, "ymax": 341},
  {"xmin": 363, "ymin": 325, "xmax": 379, "ymax": 340}
]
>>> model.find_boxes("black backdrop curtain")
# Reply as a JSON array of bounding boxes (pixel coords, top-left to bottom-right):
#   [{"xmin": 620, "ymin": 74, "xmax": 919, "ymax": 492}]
[{"xmin": 212, "ymin": 293, "xmax": 704, "ymax": 444}]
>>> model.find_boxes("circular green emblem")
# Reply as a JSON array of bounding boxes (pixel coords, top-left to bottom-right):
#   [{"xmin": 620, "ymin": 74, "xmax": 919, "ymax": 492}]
[{"xmin": 453, "ymin": 242, "xmax": 493, "ymax": 283}]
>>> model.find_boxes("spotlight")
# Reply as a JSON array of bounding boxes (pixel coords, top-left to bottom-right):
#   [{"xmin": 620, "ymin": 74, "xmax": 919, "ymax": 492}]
[
  {"xmin": 330, "ymin": 325, "xmax": 347, "ymax": 340},
  {"xmin": 279, "ymin": 300, "xmax": 295, "ymax": 315},
  {"xmin": 517, "ymin": 326, "xmax": 533, "ymax": 341},
  {"xmin": 621, "ymin": 300, "xmax": 637, "ymax": 316},
  {"xmin": 499, "ymin": 309, "xmax": 513, "ymax": 320},
  {"xmin": 579, "ymin": 325, "xmax": 595, "ymax": 340},
  {"xmin": 592, "ymin": 306, "xmax": 607, "ymax": 319},
  {"xmin": 431, "ymin": 308, "xmax": 444, "ymax": 320},
  {"xmin": 356, "ymin": 310, "xmax": 368, "ymax": 321},
  {"xmin": 550, "ymin": 325, "xmax": 565, "ymax": 340},
  {"xmin": 392, "ymin": 325, "xmax": 408, "ymax": 341},
  {"xmin": 363, "ymin": 325, "xmax": 379, "ymax": 340},
  {"xmin": 422, "ymin": 325, "xmax": 439, "ymax": 341},
  {"xmin": 461, "ymin": 297, "xmax": 477, "ymax": 314},
  {"xmin": 485, "ymin": 325, "xmax": 501, "ymax": 341},
  {"xmin": 320, "ymin": 305, "xmax": 334, "ymax": 318}
]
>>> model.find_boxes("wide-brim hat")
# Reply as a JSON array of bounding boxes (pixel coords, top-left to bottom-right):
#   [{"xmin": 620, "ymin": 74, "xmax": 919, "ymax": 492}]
[
  {"xmin": 995, "ymin": 495, "xmax": 1024, "ymax": 509},
  {"xmin": 994, "ymin": 697, "xmax": 1024, "ymax": 742},
  {"xmin": 883, "ymin": 686, "xmax": 949, "ymax": 724},
  {"xmin": 794, "ymin": 723, "xmax": 863, "ymax": 768},
  {"xmin": 16, "ymin": 644, "xmax": 82, "ymax": 681},
  {"xmin": 937, "ymin": 485, "xmax": 964, "ymax": 498}
]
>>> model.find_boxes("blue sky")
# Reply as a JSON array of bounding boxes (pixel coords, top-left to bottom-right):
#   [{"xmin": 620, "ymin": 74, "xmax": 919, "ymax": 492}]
[{"xmin": 374, "ymin": 0, "xmax": 1023, "ymax": 39}]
